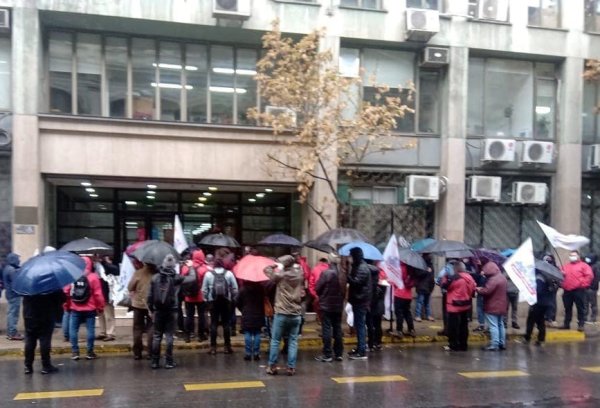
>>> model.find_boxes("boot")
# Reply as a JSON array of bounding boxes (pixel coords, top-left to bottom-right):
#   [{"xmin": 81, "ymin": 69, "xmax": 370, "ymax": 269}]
[{"xmin": 151, "ymin": 358, "xmax": 160, "ymax": 369}]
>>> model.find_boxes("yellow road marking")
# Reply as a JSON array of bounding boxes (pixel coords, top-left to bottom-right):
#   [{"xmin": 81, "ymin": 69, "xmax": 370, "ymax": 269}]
[
  {"xmin": 185, "ymin": 381, "xmax": 265, "ymax": 391},
  {"xmin": 14, "ymin": 388, "xmax": 104, "ymax": 400},
  {"xmin": 429, "ymin": 325, "xmax": 442, "ymax": 330},
  {"xmin": 332, "ymin": 375, "xmax": 408, "ymax": 384},
  {"xmin": 581, "ymin": 367, "xmax": 600, "ymax": 373},
  {"xmin": 459, "ymin": 370, "xmax": 529, "ymax": 379}
]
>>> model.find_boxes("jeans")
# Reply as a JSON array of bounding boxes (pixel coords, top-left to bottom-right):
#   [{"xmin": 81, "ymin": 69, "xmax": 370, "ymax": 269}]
[
  {"xmin": 585, "ymin": 289, "xmax": 598, "ymax": 322},
  {"xmin": 415, "ymin": 293, "xmax": 432, "ymax": 319},
  {"xmin": 394, "ymin": 297, "xmax": 414, "ymax": 333},
  {"xmin": 7, "ymin": 296, "xmax": 21, "ymax": 336},
  {"xmin": 244, "ymin": 330, "xmax": 261, "ymax": 356},
  {"xmin": 152, "ymin": 310, "xmax": 176, "ymax": 361},
  {"xmin": 185, "ymin": 302, "xmax": 207, "ymax": 338},
  {"xmin": 70, "ymin": 310, "xmax": 97, "ymax": 354},
  {"xmin": 563, "ymin": 289, "xmax": 586, "ymax": 328},
  {"xmin": 476, "ymin": 295, "xmax": 485, "ymax": 325},
  {"xmin": 525, "ymin": 304, "xmax": 548, "ymax": 343},
  {"xmin": 321, "ymin": 311, "xmax": 343, "ymax": 358},
  {"xmin": 447, "ymin": 311, "xmax": 470, "ymax": 351},
  {"xmin": 353, "ymin": 305, "xmax": 368, "ymax": 355},
  {"xmin": 268, "ymin": 314, "xmax": 301, "ymax": 369},
  {"xmin": 24, "ymin": 319, "xmax": 55, "ymax": 369},
  {"xmin": 132, "ymin": 307, "xmax": 153, "ymax": 358},
  {"xmin": 485, "ymin": 313, "xmax": 506, "ymax": 348},
  {"xmin": 62, "ymin": 311, "xmax": 70, "ymax": 340},
  {"xmin": 210, "ymin": 299, "xmax": 232, "ymax": 348}
]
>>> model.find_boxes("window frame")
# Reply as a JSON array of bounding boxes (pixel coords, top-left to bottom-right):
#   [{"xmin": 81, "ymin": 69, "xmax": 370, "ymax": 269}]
[
  {"xmin": 585, "ymin": 0, "xmax": 600, "ymax": 33},
  {"xmin": 406, "ymin": 0, "xmax": 441, "ymax": 11},
  {"xmin": 527, "ymin": 0, "xmax": 561, "ymax": 29},
  {"xmin": 339, "ymin": 0, "xmax": 384, "ymax": 11},
  {"xmin": 467, "ymin": 0, "xmax": 510, "ymax": 23},
  {"xmin": 583, "ymin": 81, "xmax": 600, "ymax": 144}
]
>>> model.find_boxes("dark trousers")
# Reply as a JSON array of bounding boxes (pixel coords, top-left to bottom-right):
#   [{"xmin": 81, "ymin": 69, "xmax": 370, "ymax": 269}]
[
  {"xmin": 152, "ymin": 310, "xmax": 176, "ymax": 361},
  {"xmin": 185, "ymin": 302, "xmax": 207, "ymax": 338},
  {"xmin": 321, "ymin": 311, "xmax": 343, "ymax": 358},
  {"xmin": 505, "ymin": 292, "xmax": 519, "ymax": 325},
  {"xmin": 545, "ymin": 292, "xmax": 557, "ymax": 321},
  {"xmin": 176, "ymin": 297, "xmax": 184, "ymax": 332},
  {"xmin": 525, "ymin": 304, "xmax": 548, "ymax": 343},
  {"xmin": 132, "ymin": 307, "xmax": 153, "ymax": 358},
  {"xmin": 366, "ymin": 311, "xmax": 383, "ymax": 348},
  {"xmin": 585, "ymin": 289, "xmax": 598, "ymax": 322},
  {"xmin": 210, "ymin": 300, "xmax": 232, "ymax": 348},
  {"xmin": 447, "ymin": 311, "xmax": 469, "ymax": 351},
  {"xmin": 24, "ymin": 319, "xmax": 54, "ymax": 369},
  {"xmin": 441, "ymin": 292, "xmax": 448, "ymax": 333},
  {"xmin": 563, "ymin": 289, "xmax": 586, "ymax": 328},
  {"xmin": 394, "ymin": 297, "xmax": 414, "ymax": 333}
]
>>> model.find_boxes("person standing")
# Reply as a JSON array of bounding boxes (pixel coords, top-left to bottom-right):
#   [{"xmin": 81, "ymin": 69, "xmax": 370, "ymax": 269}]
[
  {"xmin": 476, "ymin": 262, "xmax": 508, "ymax": 351},
  {"xmin": 561, "ymin": 250, "xmax": 593, "ymax": 331},
  {"xmin": 393, "ymin": 264, "xmax": 416, "ymax": 338},
  {"xmin": 504, "ymin": 276, "xmax": 520, "ymax": 330},
  {"xmin": 441, "ymin": 262, "xmax": 476, "ymax": 352},
  {"xmin": 542, "ymin": 254, "xmax": 559, "ymax": 327},
  {"xmin": 308, "ymin": 257, "xmax": 329, "ymax": 322},
  {"xmin": 347, "ymin": 247, "xmax": 372, "ymax": 360},
  {"xmin": 264, "ymin": 255, "xmax": 304, "ymax": 375},
  {"xmin": 366, "ymin": 262, "xmax": 386, "ymax": 352},
  {"xmin": 23, "ymin": 289, "xmax": 66, "ymax": 374},
  {"xmin": 237, "ymin": 280, "xmax": 265, "ymax": 361},
  {"xmin": 182, "ymin": 249, "xmax": 208, "ymax": 343},
  {"xmin": 128, "ymin": 260, "xmax": 157, "ymax": 360},
  {"xmin": 97, "ymin": 256, "xmax": 119, "ymax": 342},
  {"xmin": 314, "ymin": 254, "xmax": 345, "ymax": 362},
  {"xmin": 3, "ymin": 252, "xmax": 24, "ymax": 340},
  {"xmin": 584, "ymin": 253, "xmax": 600, "ymax": 324},
  {"xmin": 414, "ymin": 263, "xmax": 435, "ymax": 322},
  {"xmin": 524, "ymin": 272, "xmax": 557, "ymax": 346}
]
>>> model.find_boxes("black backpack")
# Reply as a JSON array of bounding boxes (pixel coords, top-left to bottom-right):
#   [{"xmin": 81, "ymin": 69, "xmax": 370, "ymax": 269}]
[
  {"xmin": 71, "ymin": 275, "xmax": 91, "ymax": 304},
  {"xmin": 153, "ymin": 273, "xmax": 176, "ymax": 310},
  {"xmin": 181, "ymin": 266, "xmax": 199, "ymax": 298},
  {"xmin": 212, "ymin": 271, "xmax": 230, "ymax": 300}
]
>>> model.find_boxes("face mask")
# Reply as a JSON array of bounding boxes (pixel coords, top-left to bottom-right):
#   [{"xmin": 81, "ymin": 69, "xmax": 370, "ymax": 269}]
[
  {"xmin": 585, "ymin": 258, "xmax": 591, "ymax": 264},
  {"xmin": 569, "ymin": 256, "xmax": 578, "ymax": 263}
]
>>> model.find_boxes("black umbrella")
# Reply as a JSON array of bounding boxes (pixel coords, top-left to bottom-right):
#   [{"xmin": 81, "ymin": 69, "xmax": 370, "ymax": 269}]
[
  {"xmin": 397, "ymin": 248, "xmax": 428, "ymax": 271},
  {"xmin": 535, "ymin": 260, "xmax": 564, "ymax": 282},
  {"xmin": 132, "ymin": 241, "xmax": 180, "ymax": 266},
  {"xmin": 419, "ymin": 240, "xmax": 473, "ymax": 257},
  {"xmin": 199, "ymin": 233, "xmax": 240, "ymax": 248},
  {"xmin": 61, "ymin": 238, "xmax": 113, "ymax": 255},
  {"xmin": 257, "ymin": 234, "xmax": 302, "ymax": 247},
  {"xmin": 303, "ymin": 240, "xmax": 335, "ymax": 254},
  {"xmin": 305, "ymin": 228, "xmax": 370, "ymax": 251}
]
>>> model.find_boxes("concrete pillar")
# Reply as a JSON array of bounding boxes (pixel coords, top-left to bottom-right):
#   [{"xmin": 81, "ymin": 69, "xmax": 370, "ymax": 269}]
[
  {"xmin": 11, "ymin": 5, "xmax": 43, "ymax": 258},
  {"xmin": 435, "ymin": 46, "xmax": 469, "ymax": 241}
]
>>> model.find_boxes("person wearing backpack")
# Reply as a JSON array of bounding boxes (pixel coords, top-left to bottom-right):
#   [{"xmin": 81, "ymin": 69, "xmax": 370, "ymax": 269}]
[
  {"xmin": 202, "ymin": 258, "xmax": 238, "ymax": 355},
  {"xmin": 182, "ymin": 249, "xmax": 208, "ymax": 343},
  {"xmin": 66, "ymin": 256, "xmax": 105, "ymax": 361}
]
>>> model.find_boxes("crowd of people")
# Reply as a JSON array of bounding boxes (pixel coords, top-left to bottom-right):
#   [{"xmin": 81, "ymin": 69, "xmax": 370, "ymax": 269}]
[{"xmin": 1, "ymin": 243, "xmax": 600, "ymax": 376}]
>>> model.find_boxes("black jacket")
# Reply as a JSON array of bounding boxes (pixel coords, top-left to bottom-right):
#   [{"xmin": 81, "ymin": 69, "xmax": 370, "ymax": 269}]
[
  {"xmin": 316, "ymin": 265, "xmax": 345, "ymax": 314},
  {"xmin": 100, "ymin": 261, "xmax": 120, "ymax": 302},
  {"xmin": 147, "ymin": 267, "xmax": 195, "ymax": 312},
  {"xmin": 368, "ymin": 265, "xmax": 385, "ymax": 315},
  {"xmin": 536, "ymin": 274, "xmax": 556, "ymax": 307},
  {"xmin": 587, "ymin": 255, "xmax": 600, "ymax": 291},
  {"xmin": 237, "ymin": 281, "xmax": 265, "ymax": 332},
  {"xmin": 415, "ymin": 270, "xmax": 435, "ymax": 295},
  {"xmin": 23, "ymin": 290, "xmax": 65, "ymax": 327},
  {"xmin": 347, "ymin": 260, "xmax": 372, "ymax": 308}
]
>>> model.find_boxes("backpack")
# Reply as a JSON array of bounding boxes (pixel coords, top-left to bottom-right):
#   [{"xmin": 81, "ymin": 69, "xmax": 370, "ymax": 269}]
[
  {"xmin": 181, "ymin": 266, "xmax": 199, "ymax": 298},
  {"xmin": 212, "ymin": 271, "xmax": 230, "ymax": 300},
  {"xmin": 71, "ymin": 275, "xmax": 91, "ymax": 304},
  {"xmin": 153, "ymin": 273, "xmax": 176, "ymax": 310}
]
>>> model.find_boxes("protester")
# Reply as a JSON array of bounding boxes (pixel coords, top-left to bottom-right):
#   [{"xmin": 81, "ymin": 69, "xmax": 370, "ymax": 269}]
[
  {"xmin": 314, "ymin": 253, "xmax": 345, "ymax": 362},
  {"xmin": 504, "ymin": 276, "xmax": 520, "ymax": 330},
  {"xmin": 524, "ymin": 272, "xmax": 557, "ymax": 346},
  {"xmin": 97, "ymin": 255, "xmax": 120, "ymax": 342},
  {"xmin": 308, "ymin": 257, "xmax": 329, "ymax": 321},
  {"xmin": 435, "ymin": 260, "xmax": 455, "ymax": 336},
  {"xmin": 414, "ymin": 260, "xmax": 435, "ymax": 322},
  {"xmin": 182, "ymin": 249, "xmax": 208, "ymax": 343},
  {"xmin": 467, "ymin": 258, "xmax": 487, "ymax": 332},
  {"xmin": 366, "ymin": 261, "xmax": 386, "ymax": 352},
  {"xmin": 202, "ymin": 258, "xmax": 238, "ymax": 355},
  {"xmin": 441, "ymin": 261, "xmax": 476, "ymax": 352},
  {"xmin": 237, "ymin": 280, "xmax": 265, "ymax": 361},
  {"xmin": 3, "ymin": 252, "xmax": 24, "ymax": 340},
  {"xmin": 128, "ymin": 261, "xmax": 157, "ymax": 360},
  {"xmin": 67, "ymin": 256, "xmax": 105, "ymax": 360},
  {"xmin": 561, "ymin": 250, "xmax": 593, "ymax": 331},
  {"xmin": 22, "ymin": 288, "xmax": 65, "ymax": 375},
  {"xmin": 584, "ymin": 253, "xmax": 600, "ymax": 324},
  {"xmin": 347, "ymin": 247, "xmax": 372, "ymax": 360},
  {"xmin": 476, "ymin": 262, "xmax": 508, "ymax": 351},
  {"xmin": 542, "ymin": 254, "xmax": 559, "ymax": 327},
  {"xmin": 264, "ymin": 255, "xmax": 304, "ymax": 375},
  {"xmin": 392, "ymin": 264, "xmax": 415, "ymax": 338}
]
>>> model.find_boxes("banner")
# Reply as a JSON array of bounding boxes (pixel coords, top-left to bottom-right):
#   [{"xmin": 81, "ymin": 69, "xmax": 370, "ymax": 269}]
[
  {"xmin": 502, "ymin": 238, "xmax": 537, "ymax": 305},
  {"xmin": 112, "ymin": 252, "xmax": 136, "ymax": 306},
  {"xmin": 381, "ymin": 235, "xmax": 404, "ymax": 289},
  {"xmin": 537, "ymin": 220, "xmax": 590, "ymax": 251},
  {"xmin": 174, "ymin": 214, "xmax": 189, "ymax": 254}
]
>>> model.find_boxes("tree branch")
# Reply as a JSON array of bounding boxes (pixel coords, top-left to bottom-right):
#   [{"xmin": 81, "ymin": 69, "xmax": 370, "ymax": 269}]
[
  {"xmin": 317, "ymin": 157, "xmax": 343, "ymax": 206},
  {"xmin": 306, "ymin": 200, "xmax": 332, "ymax": 231},
  {"xmin": 267, "ymin": 154, "xmax": 329, "ymax": 182}
]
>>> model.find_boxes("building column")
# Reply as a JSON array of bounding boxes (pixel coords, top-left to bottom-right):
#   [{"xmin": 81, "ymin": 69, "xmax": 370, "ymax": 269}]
[
  {"xmin": 435, "ymin": 46, "xmax": 468, "ymax": 241},
  {"xmin": 11, "ymin": 5, "xmax": 43, "ymax": 258}
]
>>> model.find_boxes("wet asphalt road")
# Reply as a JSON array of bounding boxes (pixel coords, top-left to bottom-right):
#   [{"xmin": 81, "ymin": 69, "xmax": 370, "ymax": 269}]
[{"xmin": 2, "ymin": 341, "xmax": 600, "ymax": 408}]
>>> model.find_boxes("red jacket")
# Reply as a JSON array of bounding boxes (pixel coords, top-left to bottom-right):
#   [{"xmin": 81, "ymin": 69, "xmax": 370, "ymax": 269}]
[
  {"xmin": 64, "ymin": 257, "xmax": 105, "ymax": 313},
  {"xmin": 478, "ymin": 262, "xmax": 508, "ymax": 315},
  {"xmin": 562, "ymin": 261, "xmax": 593, "ymax": 291},
  {"xmin": 309, "ymin": 261, "xmax": 329, "ymax": 299},
  {"xmin": 392, "ymin": 264, "xmax": 414, "ymax": 300},
  {"xmin": 182, "ymin": 250, "xmax": 207, "ymax": 303},
  {"xmin": 443, "ymin": 272, "xmax": 476, "ymax": 313},
  {"xmin": 298, "ymin": 256, "xmax": 311, "ymax": 286}
]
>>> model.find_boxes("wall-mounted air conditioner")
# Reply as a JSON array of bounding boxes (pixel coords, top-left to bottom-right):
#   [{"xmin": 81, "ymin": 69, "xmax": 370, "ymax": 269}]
[
  {"xmin": 521, "ymin": 141, "xmax": 554, "ymax": 164},
  {"xmin": 0, "ymin": 129, "xmax": 10, "ymax": 147},
  {"xmin": 482, "ymin": 139, "xmax": 516, "ymax": 162},
  {"xmin": 407, "ymin": 175, "xmax": 439, "ymax": 201},
  {"xmin": 265, "ymin": 106, "xmax": 297, "ymax": 127},
  {"xmin": 420, "ymin": 47, "xmax": 449, "ymax": 67},
  {"xmin": 512, "ymin": 182, "xmax": 547, "ymax": 205},
  {"xmin": 406, "ymin": 8, "xmax": 440, "ymax": 42},
  {"xmin": 478, "ymin": 0, "xmax": 509, "ymax": 21},
  {"xmin": 212, "ymin": 0, "xmax": 251, "ymax": 20},
  {"xmin": 591, "ymin": 145, "xmax": 600, "ymax": 169},
  {"xmin": 468, "ymin": 176, "xmax": 501, "ymax": 202}
]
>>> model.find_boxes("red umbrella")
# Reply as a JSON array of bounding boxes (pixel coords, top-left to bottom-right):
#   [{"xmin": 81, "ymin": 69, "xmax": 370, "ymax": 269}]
[{"xmin": 233, "ymin": 255, "xmax": 275, "ymax": 282}]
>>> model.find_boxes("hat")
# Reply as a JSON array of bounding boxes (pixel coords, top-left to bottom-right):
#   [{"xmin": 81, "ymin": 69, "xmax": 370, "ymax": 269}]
[{"xmin": 162, "ymin": 254, "xmax": 177, "ymax": 269}]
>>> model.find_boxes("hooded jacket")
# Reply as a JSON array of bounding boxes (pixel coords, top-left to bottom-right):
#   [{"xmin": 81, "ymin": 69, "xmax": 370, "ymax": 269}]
[
  {"xmin": 392, "ymin": 264, "xmax": 415, "ymax": 300},
  {"xmin": 66, "ymin": 257, "xmax": 105, "ymax": 313},
  {"xmin": 443, "ymin": 272, "xmax": 476, "ymax": 313},
  {"xmin": 264, "ymin": 255, "xmax": 304, "ymax": 315},
  {"xmin": 308, "ymin": 261, "xmax": 329, "ymax": 299},
  {"xmin": 182, "ymin": 250, "xmax": 207, "ymax": 303},
  {"xmin": 201, "ymin": 266, "xmax": 239, "ymax": 303},
  {"xmin": 147, "ymin": 255, "xmax": 196, "ymax": 312},
  {"xmin": 2, "ymin": 253, "xmax": 21, "ymax": 300},
  {"xmin": 348, "ymin": 258, "xmax": 372, "ymax": 307},
  {"xmin": 315, "ymin": 264, "xmax": 345, "ymax": 314},
  {"xmin": 128, "ymin": 263, "xmax": 157, "ymax": 310},
  {"xmin": 562, "ymin": 260, "xmax": 593, "ymax": 291},
  {"xmin": 478, "ymin": 262, "xmax": 508, "ymax": 315}
]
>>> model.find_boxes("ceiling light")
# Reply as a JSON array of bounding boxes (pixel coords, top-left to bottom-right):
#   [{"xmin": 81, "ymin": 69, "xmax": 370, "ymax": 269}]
[
  {"xmin": 199, "ymin": 197, "xmax": 207, "ymax": 202},
  {"xmin": 151, "ymin": 82, "xmax": 193, "ymax": 90},
  {"xmin": 198, "ymin": 203, "xmax": 205, "ymax": 207},
  {"xmin": 248, "ymin": 198, "xmax": 256, "ymax": 202},
  {"xmin": 146, "ymin": 195, "xmax": 155, "ymax": 200},
  {"xmin": 147, "ymin": 184, "xmax": 157, "ymax": 189},
  {"xmin": 265, "ymin": 188, "xmax": 273, "ymax": 192},
  {"xmin": 125, "ymin": 221, "xmax": 138, "ymax": 225},
  {"xmin": 535, "ymin": 106, "xmax": 552, "ymax": 115},
  {"xmin": 212, "ymin": 67, "xmax": 257, "ymax": 76},
  {"xmin": 125, "ymin": 201, "xmax": 137, "ymax": 205},
  {"xmin": 208, "ymin": 186, "xmax": 218, "ymax": 191},
  {"xmin": 89, "ymin": 193, "xmax": 99, "ymax": 198},
  {"xmin": 203, "ymin": 192, "xmax": 212, "ymax": 197},
  {"xmin": 209, "ymin": 86, "xmax": 247, "ymax": 94},
  {"xmin": 256, "ymin": 193, "xmax": 265, "ymax": 198},
  {"xmin": 85, "ymin": 188, "xmax": 95, "ymax": 193},
  {"xmin": 81, "ymin": 182, "xmax": 92, "ymax": 187},
  {"xmin": 147, "ymin": 190, "xmax": 156, "ymax": 195},
  {"xmin": 151, "ymin": 63, "xmax": 198, "ymax": 71}
]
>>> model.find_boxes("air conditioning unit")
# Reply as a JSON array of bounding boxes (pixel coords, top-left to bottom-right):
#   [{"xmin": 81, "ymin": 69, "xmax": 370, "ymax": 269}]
[
  {"xmin": 407, "ymin": 175, "xmax": 440, "ymax": 201},
  {"xmin": 521, "ymin": 141, "xmax": 554, "ymax": 164},
  {"xmin": 591, "ymin": 144, "xmax": 600, "ymax": 169},
  {"xmin": 512, "ymin": 182, "xmax": 547, "ymax": 205},
  {"xmin": 212, "ymin": 0, "xmax": 251, "ymax": 20},
  {"xmin": 478, "ymin": 0, "xmax": 509, "ymax": 21},
  {"xmin": 468, "ymin": 176, "xmax": 502, "ymax": 202},
  {"xmin": 421, "ymin": 47, "xmax": 449, "ymax": 67},
  {"xmin": 406, "ymin": 8, "xmax": 440, "ymax": 42},
  {"xmin": 482, "ymin": 139, "xmax": 516, "ymax": 162},
  {"xmin": 265, "ymin": 106, "xmax": 297, "ymax": 127}
]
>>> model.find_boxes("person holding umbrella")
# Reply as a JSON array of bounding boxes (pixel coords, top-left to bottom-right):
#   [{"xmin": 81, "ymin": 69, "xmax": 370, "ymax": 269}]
[
  {"xmin": 441, "ymin": 261, "xmax": 476, "ymax": 352},
  {"xmin": 237, "ymin": 280, "xmax": 266, "ymax": 361}
]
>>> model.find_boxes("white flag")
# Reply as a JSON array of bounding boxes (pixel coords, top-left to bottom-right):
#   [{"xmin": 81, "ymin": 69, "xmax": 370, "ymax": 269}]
[
  {"xmin": 174, "ymin": 214, "xmax": 188, "ymax": 254},
  {"xmin": 113, "ymin": 252, "xmax": 136, "ymax": 306},
  {"xmin": 381, "ymin": 235, "xmax": 404, "ymax": 289},
  {"xmin": 502, "ymin": 238, "xmax": 537, "ymax": 305},
  {"xmin": 537, "ymin": 220, "xmax": 589, "ymax": 251}
]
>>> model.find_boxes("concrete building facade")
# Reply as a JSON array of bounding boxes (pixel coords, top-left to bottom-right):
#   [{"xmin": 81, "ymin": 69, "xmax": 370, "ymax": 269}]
[{"xmin": 0, "ymin": 0, "xmax": 599, "ymax": 259}]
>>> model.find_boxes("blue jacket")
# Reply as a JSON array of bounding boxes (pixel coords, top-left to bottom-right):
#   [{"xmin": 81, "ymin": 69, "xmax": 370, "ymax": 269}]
[{"xmin": 2, "ymin": 253, "xmax": 21, "ymax": 300}]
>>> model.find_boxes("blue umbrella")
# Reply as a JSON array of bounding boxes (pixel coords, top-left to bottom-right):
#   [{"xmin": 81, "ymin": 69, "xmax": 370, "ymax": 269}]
[
  {"xmin": 501, "ymin": 248, "xmax": 516, "ymax": 257},
  {"xmin": 13, "ymin": 250, "xmax": 85, "ymax": 296},
  {"xmin": 338, "ymin": 241, "xmax": 383, "ymax": 261},
  {"xmin": 473, "ymin": 249, "xmax": 507, "ymax": 266},
  {"xmin": 410, "ymin": 238, "xmax": 436, "ymax": 252}
]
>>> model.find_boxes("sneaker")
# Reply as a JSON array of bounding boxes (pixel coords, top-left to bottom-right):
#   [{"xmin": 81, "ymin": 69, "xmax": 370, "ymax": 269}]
[
  {"xmin": 7, "ymin": 333, "xmax": 24, "ymax": 341},
  {"xmin": 535, "ymin": 341, "xmax": 544, "ymax": 347},
  {"xmin": 481, "ymin": 346, "xmax": 499, "ymax": 351},
  {"xmin": 24, "ymin": 366, "xmax": 33, "ymax": 375},
  {"xmin": 184, "ymin": 335, "xmax": 191, "ymax": 344},
  {"xmin": 164, "ymin": 360, "xmax": 177, "ymax": 369},
  {"xmin": 86, "ymin": 353, "xmax": 98, "ymax": 360},
  {"xmin": 198, "ymin": 335, "xmax": 208, "ymax": 342},
  {"xmin": 103, "ymin": 336, "xmax": 116, "ymax": 342},
  {"xmin": 408, "ymin": 329, "xmax": 416, "ymax": 338},
  {"xmin": 314, "ymin": 355, "xmax": 333, "ymax": 363},
  {"xmin": 443, "ymin": 345, "xmax": 453, "ymax": 352},
  {"xmin": 71, "ymin": 353, "xmax": 80, "ymax": 361},
  {"xmin": 151, "ymin": 359, "xmax": 160, "ymax": 369},
  {"xmin": 473, "ymin": 325, "xmax": 485, "ymax": 332},
  {"xmin": 209, "ymin": 348, "xmax": 217, "ymax": 355},
  {"xmin": 512, "ymin": 322, "xmax": 521, "ymax": 330},
  {"xmin": 348, "ymin": 352, "xmax": 368, "ymax": 360},
  {"xmin": 133, "ymin": 354, "xmax": 142, "ymax": 360},
  {"xmin": 253, "ymin": 354, "xmax": 260, "ymax": 361},
  {"xmin": 287, "ymin": 367, "xmax": 296, "ymax": 376},
  {"xmin": 578, "ymin": 326, "xmax": 585, "ymax": 332},
  {"xmin": 414, "ymin": 317, "xmax": 422, "ymax": 322},
  {"xmin": 63, "ymin": 337, "xmax": 70, "ymax": 343},
  {"xmin": 266, "ymin": 365, "xmax": 278, "ymax": 375},
  {"xmin": 373, "ymin": 345, "xmax": 383, "ymax": 351},
  {"xmin": 335, "ymin": 355, "xmax": 343, "ymax": 361},
  {"xmin": 224, "ymin": 347, "xmax": 234, "ymax": 354},
  {"xmin": 428, "ymin": 317, "xmax": 435, "ymax": 322},
  {"xmin": 41, "ymin": 365, "xmax": 59, "ymax": 375},
  {"xmin": 95, "ymin": 334, "xmax": 106, "ymax": 341},
  {"xmin": 244, "ymin": 354, "xmax": 252, "ymax": 361}
]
